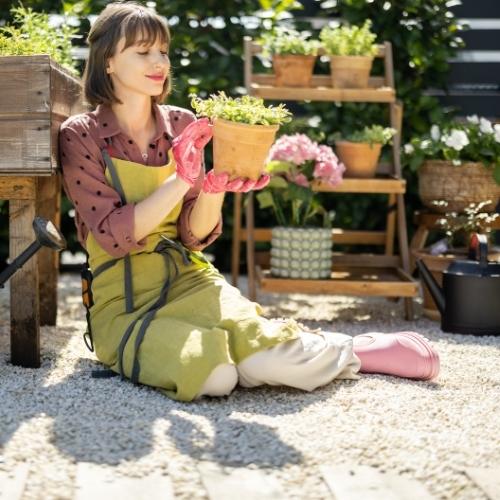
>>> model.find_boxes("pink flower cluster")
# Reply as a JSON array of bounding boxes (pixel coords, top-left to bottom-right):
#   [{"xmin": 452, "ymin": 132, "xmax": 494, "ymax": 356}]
[{"xmin": 268, "ymin": 133, "xmax": 345, "ymax": 187}]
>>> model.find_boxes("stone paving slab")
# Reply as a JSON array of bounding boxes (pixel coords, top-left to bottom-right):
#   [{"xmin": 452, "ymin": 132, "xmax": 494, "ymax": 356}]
[
  {"xmin": 0, "ymin": 464, "xmax": 28, "ymax": 500},
  {"xmin": 197, "ymin": 461, "xmax": 286, "ymax": 500},
  {"xmin": 75, "ymin": 463, "xmax": 174, "ymax": 500},
  {"xmin": 321, "ymin": 464, "xmax": 435, "ymax": 500},
  {"xmin": 466, "ymin": 467, "xmax": 500, "ymax": 500}
]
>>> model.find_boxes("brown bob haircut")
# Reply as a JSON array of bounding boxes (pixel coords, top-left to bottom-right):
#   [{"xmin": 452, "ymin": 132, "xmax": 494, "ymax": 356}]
[{"xmin": 82, "ymin": 1, "xmax": 172, "ymax": 108}]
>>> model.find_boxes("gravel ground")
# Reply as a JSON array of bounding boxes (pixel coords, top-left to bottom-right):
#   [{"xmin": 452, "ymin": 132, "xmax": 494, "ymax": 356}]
[{"xmin": 0, "ymin": 272, "xmax": 499, "ymax": 500}]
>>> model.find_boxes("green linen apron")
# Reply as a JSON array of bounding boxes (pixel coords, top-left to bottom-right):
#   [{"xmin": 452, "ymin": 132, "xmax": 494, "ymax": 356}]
[{"xmin": 85, "ymin": 141, "xmax": 301, "ymax": 401}]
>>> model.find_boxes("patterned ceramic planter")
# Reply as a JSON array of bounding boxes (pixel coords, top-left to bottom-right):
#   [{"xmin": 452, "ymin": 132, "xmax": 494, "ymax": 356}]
[{"xmin": 270, "ymin": 227, "xmax": 332, "ymax": 279}]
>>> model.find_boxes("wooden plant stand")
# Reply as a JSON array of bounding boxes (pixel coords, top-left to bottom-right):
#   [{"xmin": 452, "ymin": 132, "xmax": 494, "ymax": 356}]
[
  {"xmin": 231, "ymin": 39, "xmax": 419, "ymax": 320},
  {"xmin": 0, "ymin": 55, "xmax": 83, "ymax": 367}
]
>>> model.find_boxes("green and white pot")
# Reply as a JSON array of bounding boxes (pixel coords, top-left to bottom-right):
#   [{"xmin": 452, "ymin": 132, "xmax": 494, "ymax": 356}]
[{"xmin": 270, "ymin": 227, "xmax": 332, "ymax": 279}]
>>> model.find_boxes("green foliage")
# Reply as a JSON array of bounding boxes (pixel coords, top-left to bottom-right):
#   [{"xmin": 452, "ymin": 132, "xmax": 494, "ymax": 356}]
[
  {"xmin": 190, "ymin": 91, "xmax": 292, "ymax": 125},
  {"xmin": 337, "ymin": 124, "xmax": 396, "ymax": 146},
  {"xmin": 436, "ymin": 200, "xmax": 500, "ymax": 248},
  {"xmin": 0, "ymin": 3, "xmax": 80, "ymax": 75},
  {"xmin": 319, "ymin": 19, "xmax": 378, "ymax": 57},
  {"xmin": 258, "ymin": 26, "xmax": 320, "ymax": 56},
  {"xmin": 256, "ymin": 167, "xmax": 332, "ymax": 228},
  {"xmin": 403, "ymin": 117, "xmax": 500, "ymax": 184}
]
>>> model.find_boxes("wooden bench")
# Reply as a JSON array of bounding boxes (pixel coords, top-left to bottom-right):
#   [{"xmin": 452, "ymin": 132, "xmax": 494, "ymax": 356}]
[{"xmin": 0, "ymin": 55, "xmax": 83, "ymax": 367}]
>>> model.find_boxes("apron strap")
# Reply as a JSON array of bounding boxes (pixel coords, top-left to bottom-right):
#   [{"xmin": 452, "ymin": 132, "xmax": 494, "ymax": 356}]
[
  {"xmin": 101, "ymin": 140, "xmax": 135, "ymax": 314},
  {"xmin": 118, "ymin": 236, "xmax": 192, "ymax": 384}
]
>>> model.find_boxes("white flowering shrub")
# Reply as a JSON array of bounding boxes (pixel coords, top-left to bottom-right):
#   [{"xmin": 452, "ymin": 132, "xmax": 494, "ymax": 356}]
[{"xmin": 403, "ymin": 116, "xmax": 500, "ymax": 184}]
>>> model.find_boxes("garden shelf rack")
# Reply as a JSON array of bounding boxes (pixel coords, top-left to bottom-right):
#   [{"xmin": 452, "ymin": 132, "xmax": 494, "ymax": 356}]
[{"xmin": 231, "ymin": 38, "xmax": 419, "ymax": 320}]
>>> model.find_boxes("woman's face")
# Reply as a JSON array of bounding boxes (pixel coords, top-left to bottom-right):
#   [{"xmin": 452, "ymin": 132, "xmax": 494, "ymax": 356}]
[{"xmin": 106, "ymin": 34, "xmax": 170, "ymax": 99}]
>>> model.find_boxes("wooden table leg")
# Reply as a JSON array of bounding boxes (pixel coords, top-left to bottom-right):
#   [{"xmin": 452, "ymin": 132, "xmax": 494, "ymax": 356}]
[
  {"xmin": 396, "ymin": 193, "xmax": 415, "ymax": 321},
  {"xmin": 231, "ymin": 192, "xmax": 242, "ymax": 288},
  {"xmin": 36, "ymin": 174, "xmax": 61, "ymax": 326},
  {"xmin": 9, "ymin": 197, "xmax": 40, "ymax": 367},
  {"xmin": 245, "ymin": 192, "xmax": 257, "ymax": 301}
]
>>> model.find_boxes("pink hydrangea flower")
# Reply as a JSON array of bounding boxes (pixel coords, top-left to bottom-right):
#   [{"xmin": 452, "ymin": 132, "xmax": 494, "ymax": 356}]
[
  {"xmin": 288, "ymin": 172, "xmax": 310, "ymax": 187},
  {"xmin": 268, "ymin": 133, "xmax": 319, "ymax": 165}
]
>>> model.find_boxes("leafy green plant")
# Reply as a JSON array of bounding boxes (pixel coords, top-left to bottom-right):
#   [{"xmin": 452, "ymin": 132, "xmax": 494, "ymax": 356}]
[
  {"xmin": 190, "ymin": 91, "xmax": 292, "ymax": 126},
  {"xmin": 403, "ymin": 116, "xmax": 500, "ymax": 183},
  {"xmin": 335, "ymin": 125, "xmax": 396, "ymax": 146},
  {"xmin": 319, "ymin": 19, "xmax": 378, "ymax": 57},
  {"xmin": 0, "ymin": 3, "xmax": 79, "ymax": 75},
  {"xmin": 258, "ymin": 26, "xmax": 320, "ymax": 56},
  {"xmin": 434, "ymin": 200, "xmax": 499, "ymax": 248}
]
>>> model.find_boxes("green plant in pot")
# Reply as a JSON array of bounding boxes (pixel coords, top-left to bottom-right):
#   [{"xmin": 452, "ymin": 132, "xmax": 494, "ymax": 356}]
[
  {"xmin": 333, "ymin": 125, "xmax": 396, "ymax": 178},
  {"xmin": 256, "ymin": 133, "xmax": 345, "ymax": 279},
  {"xmin": 413, "ymin": 200, "xmax": 500, "ymax": 321},
  {"xmin": 258, "ymin": 26, "xmax": 321, "ymax": 88},
  {"xmin": 191, "ymin": 91, "xmax": 292, "ymax": 181},
  {"xmin": 319, "ymin": 19, "xmax": 378, "ymax": 88},
  {"xmin": 403, "ymin": 116, "xmax": 500, "ymax": 213},
  {"xmin": 0, "ymin": 4, "xmax": 79, "ymax": 75}
]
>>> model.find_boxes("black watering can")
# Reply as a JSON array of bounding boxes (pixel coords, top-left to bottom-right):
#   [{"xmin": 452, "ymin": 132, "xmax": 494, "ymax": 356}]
[{"xmin": 416, "ymin": 233, "xmax": 500, "ymax": 335}]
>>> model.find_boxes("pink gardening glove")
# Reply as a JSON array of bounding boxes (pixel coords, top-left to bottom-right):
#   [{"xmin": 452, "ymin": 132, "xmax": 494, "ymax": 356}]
[
  {"xmin": 172, "ymin": 118, "xmax": 213, "ymax": 186},
  {"xmin": 202, "ymin": 170, "xmax": 270, "ymax": 193}
]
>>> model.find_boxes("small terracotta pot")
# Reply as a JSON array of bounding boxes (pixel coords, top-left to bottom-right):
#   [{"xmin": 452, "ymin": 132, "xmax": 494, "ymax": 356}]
[
  {"xmin": 335, "ymin": 141, "xmax": 382, "ymax": 178},
  {"xmin": 329, "ymin": 55, "xmax": 373, "ymax": 88},
  {"xmin": 212, "ymin": 118, "xmax": 279, "ymax": 181},
  {"xmin": 272, "ymin": 54, "xmax": 316, "ymax": 87}
]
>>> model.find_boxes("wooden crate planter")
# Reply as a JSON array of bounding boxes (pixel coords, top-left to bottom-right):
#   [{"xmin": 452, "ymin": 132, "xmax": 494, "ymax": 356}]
[{"xmin": 0, "ymin": 54, "xmax": 85, "ymax": 367}]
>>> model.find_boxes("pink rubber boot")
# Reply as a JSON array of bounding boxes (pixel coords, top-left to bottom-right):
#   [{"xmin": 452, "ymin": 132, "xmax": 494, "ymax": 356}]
[{"xmin": 352, "ymin": 331, "xmax": 440, "ymax": 380}]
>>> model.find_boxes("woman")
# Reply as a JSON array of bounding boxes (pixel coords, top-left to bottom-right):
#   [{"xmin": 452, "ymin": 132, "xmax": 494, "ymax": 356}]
[{"xmin": 59, "ymin": 1, "xmax": 440, "ymax": 402}]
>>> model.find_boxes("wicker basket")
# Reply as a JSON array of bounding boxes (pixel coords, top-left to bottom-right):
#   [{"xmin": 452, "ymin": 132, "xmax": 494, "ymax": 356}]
[{"xmin": 418, "ymin": 160, "xmax": 500, "ymax": 213}]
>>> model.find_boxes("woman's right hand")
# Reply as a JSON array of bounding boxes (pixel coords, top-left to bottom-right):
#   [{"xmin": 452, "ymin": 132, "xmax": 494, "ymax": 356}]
[{"xmin": 172, "ymin": 118, "xmax": 212, "ymax": 187}]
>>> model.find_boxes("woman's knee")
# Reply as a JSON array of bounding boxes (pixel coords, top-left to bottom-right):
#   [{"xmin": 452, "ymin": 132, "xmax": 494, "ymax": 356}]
[{"xmin": 195, "ymin": 363, "xmax": 238, "ymax": 398}]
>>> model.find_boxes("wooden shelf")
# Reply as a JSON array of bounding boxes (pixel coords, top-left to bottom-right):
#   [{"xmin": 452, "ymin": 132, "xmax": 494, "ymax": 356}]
[
  {"xmin": 249, "ymin": 79, "xmax": 395, "ymax": 103},
  {"xmin": 256, "ymin": 266, "xmax": 419, "ymax": 298},
  {"xmin": 312, "ymin": 177, "xmax": 406, "ymax": 194}
]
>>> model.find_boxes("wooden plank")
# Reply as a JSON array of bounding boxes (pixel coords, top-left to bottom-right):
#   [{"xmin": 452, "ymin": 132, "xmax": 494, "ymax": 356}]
[
  {"xmin": 0, "ymin": 464, "xmax": 29, "ymax": 500},
  {"xmin": 75, "ymin": 463, "xmax": 175, "ymax": 500},
  {"xmin": 0, "ymin": 177, "xmax": 37, "ymax": 199},
  {"xmin": 312, "ymin": 178, "xmax": 406, "ymax": 194},
  {"xmin": 466, "ymin": 467, "xmax": 500, "ymax": 500},
  {"xmin": 331, "ymin": 254, "xmax": 401, "ymax": 268},
  {"xmin": 239, "ymin": 228, "xmax": 386, "ymax": 245},
  {"xmin": 231, "ymin": 192, "xmax": 243, "ymax": 286},
  {"xmin": 321, "ymin": 464, "xmax": 435, "ymax": 500},
  {"xmin": 252, "ymin": 74, "xmax": 386, "ymax": 89},
  {"xmin": 250, "ymin": 84, "xmax": 395, "ymax": 103},
  {"xmin": 10, "ymin": 198, "xmax": 40, "ymax": 367},
  {"xmin": 36, "ymin": 174, "xmax": 61, "ymax": 326},
  {"xmin": 197, "ymin": 461, "xmax": 286, "ymax": 500},
  {"xmin": 257, "ymin": 267, "xmax": 419, "ymax": 297}
]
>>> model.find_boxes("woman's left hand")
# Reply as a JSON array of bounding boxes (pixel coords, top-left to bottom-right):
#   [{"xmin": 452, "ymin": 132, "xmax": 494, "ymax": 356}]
[{"xmin": 202, "ymin": 170, "xmax": 270, "ymax": 194}]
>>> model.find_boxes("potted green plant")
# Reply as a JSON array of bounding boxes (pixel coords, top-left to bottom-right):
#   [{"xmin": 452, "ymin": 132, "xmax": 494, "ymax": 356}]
[
  {"xmin": 256, "ymin": 133, "xmax": 345, "ymax": 279},
  {"xmin": 333, "ymin": 125, "xmax": 396, "ymax": 178},
  {"xmin": 0, "ymin": 4, "xmax": 82, "ymax": 176},
  {"xmin": 412, "ymin": 200, "xmax": 500, "ymax": 320},
  {"xmin": 191, "ymin": 91, "xmax": 292, "ymax": 181},
  {"xmin": 319, "ymin": 19, "xmax": 378, "ymax": 88},
  {"xmin": 259, "ymin": 26, "xmax": 321, "ymax": 88},
  {"xmin": 404, "ymin": 116, "xmax": 500, "ymax": 213}
]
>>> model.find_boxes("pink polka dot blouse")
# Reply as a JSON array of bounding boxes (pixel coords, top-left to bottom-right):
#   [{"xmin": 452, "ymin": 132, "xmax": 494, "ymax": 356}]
[{"xmin": 58, "ymin": 102, "xmax": 222, "ymax": 258}]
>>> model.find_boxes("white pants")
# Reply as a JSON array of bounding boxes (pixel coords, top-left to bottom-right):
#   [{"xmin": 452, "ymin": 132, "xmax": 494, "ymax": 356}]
[{"xmin": 195, "ymin": 330, "xmax": 361, "ymax": 399}]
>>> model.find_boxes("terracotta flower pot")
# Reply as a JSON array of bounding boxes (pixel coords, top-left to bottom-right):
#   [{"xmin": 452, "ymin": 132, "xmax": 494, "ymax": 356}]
[
  {"xmin": 335, "ymin": 141, "xmax": 382, "ymax": 178},
  {"xmin": 329, "ymin": 55, "xmax": 374, "ymax": 88},
  {"xmin": 272, "ymin": 54, "xmax": 316, "ymax": 87},
  {"xmin": 212, "ymin": 118, "xmax": 279, "ymax": 181},
  {"xmin": 418, "ymin": 160, "xmax": 500, "ymax": 213}
]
